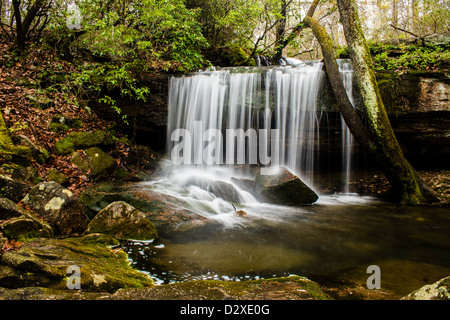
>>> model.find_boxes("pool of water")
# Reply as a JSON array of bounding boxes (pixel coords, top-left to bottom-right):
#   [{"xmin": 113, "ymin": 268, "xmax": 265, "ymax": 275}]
[{"xmin": 123, "ymin": 194, "xmax": 450, "ymax": 298}]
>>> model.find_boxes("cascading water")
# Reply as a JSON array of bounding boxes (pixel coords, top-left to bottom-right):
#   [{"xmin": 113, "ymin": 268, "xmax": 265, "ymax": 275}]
[
  {"xmin": 128, "ymin": 60, "xmax": 450, "ymax": 292},
  {"xmin": 167, "ymin": 61, "xmax": 324, "ymax": 184},
  {"xmin": 338, "ymin": 60, "xmax": 355, "ymax": 194},
  {"xmin": 146, "ymin": 60, "xmax": 356, "ymax": 224}
]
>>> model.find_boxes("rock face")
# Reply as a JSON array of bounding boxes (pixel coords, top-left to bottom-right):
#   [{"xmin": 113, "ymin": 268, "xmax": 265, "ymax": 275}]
[
  {"xmin": 85, "ymin": 201, "xmax": 158, "ymax": 240},
  {"xmin": 255, "ymin": 167, "xmax": 319, "ymax": 205},
  {"xmin": 22, "ymin": 182, "xmax": 89, "ymax": 237}
]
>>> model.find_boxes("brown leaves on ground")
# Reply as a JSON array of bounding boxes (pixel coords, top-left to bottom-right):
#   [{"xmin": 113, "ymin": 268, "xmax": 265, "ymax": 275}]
[
  {"xmin": 0, "ymin": 38, "xmax": 131, "ymax": 194},
  {"xmin": 0, "ymin": 238, "xmax": 23, "ymax": 254}
]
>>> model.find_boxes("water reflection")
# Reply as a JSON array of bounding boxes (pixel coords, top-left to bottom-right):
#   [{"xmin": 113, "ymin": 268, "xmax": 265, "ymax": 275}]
[{"xmin": 123, "ymin": 196, "xmax": 450, "ymax": 298}]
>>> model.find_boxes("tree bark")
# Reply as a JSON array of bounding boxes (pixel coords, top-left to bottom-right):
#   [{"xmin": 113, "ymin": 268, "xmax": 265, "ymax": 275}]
[
  {"xmin": 336, "ymin": 0, "xmax": 437, "ymax": 204},
  {"xmin": 12, "ymin": 0, "xmax": 46, "ymax": 51}
]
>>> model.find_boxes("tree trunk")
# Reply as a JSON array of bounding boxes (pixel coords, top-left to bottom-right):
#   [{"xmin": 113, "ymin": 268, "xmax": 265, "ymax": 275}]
[
  {"xmin": 12, "ymin": 0, "xmax": 46, "ymax": 51},
  {"xmin": 336, "ymin": 0, "xmax": 437, "ymax": 204},
  {"xmin": 273, "ymin": 0, "xmax": 287, "ymax": 63}
]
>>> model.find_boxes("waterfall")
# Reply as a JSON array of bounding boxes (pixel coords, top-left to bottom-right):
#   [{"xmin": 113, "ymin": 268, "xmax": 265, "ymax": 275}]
[
  {"xmin": 338, "ymin": 60, "xmax": 355, "ymax": 193},
  {"xmin": 158, "ymin": 60, "xmax": 357, "ymax": 220},
  {"xmin": 167, "ymin": 61, "xmax": 326, "ymax": 187}
]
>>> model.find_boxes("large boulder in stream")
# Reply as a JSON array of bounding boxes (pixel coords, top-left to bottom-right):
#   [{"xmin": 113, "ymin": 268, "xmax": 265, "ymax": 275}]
[
  {"xmin": 85, "ymin": 201, "xmax": 158, "ymax": 241},
  {"xmin": 22, "ymin": 181, "xmax": 89, "ymax": 237},
  {"xmin": 255, "ymin": 167, "xmax": 318, "ymax": 205}
]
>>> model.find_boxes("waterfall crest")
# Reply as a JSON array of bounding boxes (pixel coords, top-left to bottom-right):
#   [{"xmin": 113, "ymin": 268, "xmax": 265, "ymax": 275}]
[{"xmin": 168, "ymin": 61, "xmax": 331, "ymax": 187}]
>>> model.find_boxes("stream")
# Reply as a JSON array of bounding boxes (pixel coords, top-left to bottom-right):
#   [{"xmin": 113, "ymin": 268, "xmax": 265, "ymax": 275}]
[{"xmin": 122, "ymin": 167, "xmax": 450, "ymax": 299}]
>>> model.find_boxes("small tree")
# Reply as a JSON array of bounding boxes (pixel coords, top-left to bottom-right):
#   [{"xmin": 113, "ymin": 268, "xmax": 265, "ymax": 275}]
[{"xmin": 11, "ymin": 0, "xmax": 51, "ymax": 51}]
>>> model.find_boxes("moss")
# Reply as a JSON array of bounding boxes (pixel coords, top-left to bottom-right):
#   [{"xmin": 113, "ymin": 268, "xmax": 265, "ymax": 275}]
[
  {"xmin": 0, "ymin": 236, "xmax": 153, "ymax": 292},
  {"xmin": 111, "ymin": 275, "xmax": 331, "ymax": 300},
  {"xmin": 54, "ymin": 130, "xmax": 115, "ymax": 155}
]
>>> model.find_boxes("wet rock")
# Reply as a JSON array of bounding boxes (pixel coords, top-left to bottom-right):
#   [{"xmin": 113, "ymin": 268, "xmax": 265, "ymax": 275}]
[
  {"xmin": 0, "ymin": 236, "xmax": 152, "ymax": 292},
  {"xmin": 22, "ymin": 182, "xmax": 89, "ymax": 237},
  {"xmin": 255, "ymin": 167, "xmax": 318, "ymax": 205},
  {"xmin": 235, "ymin": 209, "xmax": 247, "ymax": 217},
  {"xmin": 85, "ymin": 201, "xmax": 158, "ymax": 241},
  {"xmin": 70, "ymin": 147, "xmax": 117, "ymax": 180},
  {"xmin": 208, "ymin": 180, "xmax": 243, "ymax": 203},
  {"xmin": 0, "ymin": 174, "xmax": 30, "ymax": 203},
  {"xmin": 402, "ymin": 276, "xmax": 450, "ymax": 300},
  {"xmin": 54, "ymin": 130, "xmax": 115, "ymax": 155}
]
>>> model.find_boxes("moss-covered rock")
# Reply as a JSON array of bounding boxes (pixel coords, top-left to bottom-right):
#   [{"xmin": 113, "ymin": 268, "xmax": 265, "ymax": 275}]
[
  {"xmin": 13, "ymin": 134, "xmax": 50, "ymax": 164},
  {"xmin": 255, "ymin": 167, "xmax": 318, "ymax": 205},
  {"xmin": 54, "ymin": 130, "xmax": 115, "ymax": 155},
  {"xmin": 0, "ymin": 217, "xmax": 52, "ymax": 241},
  {"xmin": 22, "ymin": 181, "xmax": 89, "ymax": 237},
  {"xmin": 46, "ymin": 168, "xmax": 69, "ymax": 186},
  {"xmin": 0, "ymin": 236, "xmax": 153, "ymax": 292},
  {"xmin": 70, "ymin": 147, "xmax": 117, "ymax": 180},
  {"xmin": 85, "ymin": 201, "xmax": 158, "ymax": 241},
  {"xmin": 0, "ymin": 275, "xmax": 330, "ymax": 300}
]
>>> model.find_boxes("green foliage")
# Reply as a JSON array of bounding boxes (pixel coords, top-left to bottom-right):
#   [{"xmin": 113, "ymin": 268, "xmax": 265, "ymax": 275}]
[{"xmin": 370, "ymin": 43, "xmax": 450, "ymax": 71}]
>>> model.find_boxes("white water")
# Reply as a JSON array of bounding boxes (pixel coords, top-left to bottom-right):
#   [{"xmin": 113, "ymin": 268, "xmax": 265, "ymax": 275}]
[
  {"xmin": 146, "ymin": 61, "xmax": 359, "ymax": 225},
  {"xmin": 338, "ymin": 60, "xmax": 355, "ymax": 194}
]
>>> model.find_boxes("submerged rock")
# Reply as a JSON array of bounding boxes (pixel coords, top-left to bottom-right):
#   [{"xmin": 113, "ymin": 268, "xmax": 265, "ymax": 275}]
[
  {"xmin": 255, "ymin": 167, "xmax": 318, "ymax": 205},
  {"xmin": 22, "ymin": 182, "xmax": 89, "ymax": 237},
  {"xmin": 85, "ymin": 201, "xmax": 158, "ymax": 241}
]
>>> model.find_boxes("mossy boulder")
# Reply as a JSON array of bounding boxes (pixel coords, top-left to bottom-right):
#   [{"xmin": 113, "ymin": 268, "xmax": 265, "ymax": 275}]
[
  {"xmin": 13, "ymin": 134, "xmax": 50, "ymax": 164},
  {"xmin": 54, "ymin": 130, "xmax": 115, "ymax": 155},
  {"xmin": 0, "ymin": 236, "xmax": 153, "ymax": 292},
  {"xmin": 46, "ymin": 168, "xmax": 69, "ymax": 186},
  {"xmin": 255, "ymin": 167, "xmax": 318, "ymax": 205},
  {"xmin": 0, "ymin": 217, "xmax": 53, "ymax": 241},
  {"xmin": 70, "ymin": 147, "xmax": 117, "ymax": 180},
  {"xmin": 85, "ymin": 201, "xmax": 158, "ymax": 241},
  {"xmin": 22, "ymin": 182, "xmax": 89, "ymax": 237}
]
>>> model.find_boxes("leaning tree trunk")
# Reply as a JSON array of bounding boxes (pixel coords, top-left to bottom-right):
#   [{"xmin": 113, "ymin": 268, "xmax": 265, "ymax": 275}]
[
  {"xmin": 335, "ymin": 0, "xmax": 436, "ymax": 204},
  {"xmin": 301, "ymin": 0, "xmax": 436, "ymax": 204}
]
